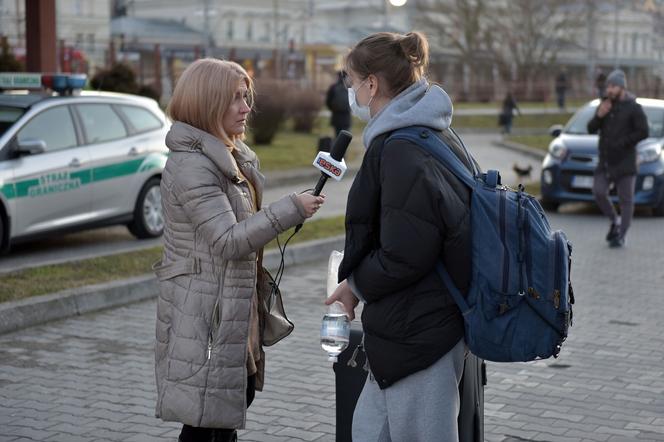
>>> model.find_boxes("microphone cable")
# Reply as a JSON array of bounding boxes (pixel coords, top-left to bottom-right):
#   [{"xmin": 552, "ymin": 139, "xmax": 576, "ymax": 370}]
[{"xmin": 273, "ymin": 187, "xmax": 315, "ymax": 289}]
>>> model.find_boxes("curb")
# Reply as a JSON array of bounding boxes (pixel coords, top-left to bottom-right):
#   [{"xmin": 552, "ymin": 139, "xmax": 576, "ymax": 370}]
[
  {"xmin": 0, "ymin": 235, "xmax": 345, "ymax": 336},
  {"xmin": 492, "ymin": 139, "xmax": 547, "ymax": 161}
]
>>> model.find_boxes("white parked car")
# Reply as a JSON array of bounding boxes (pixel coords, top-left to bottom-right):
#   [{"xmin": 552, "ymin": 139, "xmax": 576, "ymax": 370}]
[{"xmin": 0, "ymin": 73, "xmax": 170, "ymax": 252}]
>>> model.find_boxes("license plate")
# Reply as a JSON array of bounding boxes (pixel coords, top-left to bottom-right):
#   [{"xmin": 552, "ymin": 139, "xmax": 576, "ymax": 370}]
[{"xmin": 571, "ymin": 175, "xmax": 594, "ymax": 189}]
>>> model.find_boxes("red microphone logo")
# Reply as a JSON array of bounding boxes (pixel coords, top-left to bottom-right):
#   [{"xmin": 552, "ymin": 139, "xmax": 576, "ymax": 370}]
[{"xmin": 316, "ymin": 157, "xmax": 342, "ymax": 177}]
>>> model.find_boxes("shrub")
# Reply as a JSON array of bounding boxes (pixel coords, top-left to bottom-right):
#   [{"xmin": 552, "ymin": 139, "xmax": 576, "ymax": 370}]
[
  {"xmin": 250, "ymin": 80, "xmax": 289, "ymax": 145},
  {"xmin": 90, "ymin": 63, "xmax": 138, "ymax": 94},
  {"xmin": 137, "ymin": 84, "xmax": 161, "ymax": 101},
  {"xmin": 0, "ymin": 39, "xmax": 23, "ymax": 72},
  {"xmin": 289, "ymin": 88, "xmax": 323, "ymax": 133}
]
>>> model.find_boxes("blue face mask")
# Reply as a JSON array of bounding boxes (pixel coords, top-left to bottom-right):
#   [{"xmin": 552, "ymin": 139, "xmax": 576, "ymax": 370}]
[{"xmin": 348, "ymin": 79, "xmax": 373, "ymax": 122}]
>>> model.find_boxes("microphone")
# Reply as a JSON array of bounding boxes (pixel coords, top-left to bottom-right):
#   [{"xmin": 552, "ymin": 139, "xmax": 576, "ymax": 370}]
[
  {"xmin": 312, "ymin": 130, "xmax": 352, "ymax": 196},
  {"xmin": 294, "ymin": 130, "xmax": 352, "ymax": 233}
]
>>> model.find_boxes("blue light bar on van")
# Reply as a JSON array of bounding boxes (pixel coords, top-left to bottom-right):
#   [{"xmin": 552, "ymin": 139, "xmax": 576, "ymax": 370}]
[{"xmin": 0, "ymin": 72, "xmax": 87, "ymax": 94}]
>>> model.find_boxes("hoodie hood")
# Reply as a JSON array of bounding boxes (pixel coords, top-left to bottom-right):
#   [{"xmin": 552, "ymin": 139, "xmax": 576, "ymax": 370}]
[{"xmin": 362, "ymin": 78, "xmax": 453, "ymax": 148}]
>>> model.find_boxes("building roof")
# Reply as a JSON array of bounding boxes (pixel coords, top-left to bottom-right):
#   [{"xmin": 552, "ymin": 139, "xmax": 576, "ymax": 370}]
[{"xmin": 111, "ymin": 17, "xmax": 207, "ymax": 46}]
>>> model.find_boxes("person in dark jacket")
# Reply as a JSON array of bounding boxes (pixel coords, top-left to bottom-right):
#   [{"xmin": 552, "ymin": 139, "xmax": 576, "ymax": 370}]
[
  {"xmin": 555, "ymin": 70, "xmax": 568, "ymax": 110},
  {"xmin": 325, "ymin": 71, "xmax": 352, "ymax": 136},
  {"xmin": 587, "ymin": 69, "xmax": 648, "ymax": 247},
  {"xmin": 499, "ymin": 91, "xmax": 520, "ymax": 134},
  {"xmin": 325, "ymin": 31, "xmax": 473, "ymax": 442}
]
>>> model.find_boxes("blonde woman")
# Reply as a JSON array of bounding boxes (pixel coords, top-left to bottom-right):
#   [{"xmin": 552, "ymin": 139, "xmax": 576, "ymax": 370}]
[{"xmin": 154, "ymin": 58, "xmax": 324, "ymax": 442}]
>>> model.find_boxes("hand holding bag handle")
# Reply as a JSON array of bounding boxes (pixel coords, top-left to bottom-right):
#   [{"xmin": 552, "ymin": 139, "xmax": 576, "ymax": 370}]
[{"xmin": 256, "ymin": 249, "xmax": 294, "ymax": 346}]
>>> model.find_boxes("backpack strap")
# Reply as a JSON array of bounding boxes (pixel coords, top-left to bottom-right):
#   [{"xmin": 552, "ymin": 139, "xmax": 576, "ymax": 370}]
[
  {"xmin": 385, "ymin": 126, "xmax": 477, "ymax": 189},
  {"xmin": 385, "ymin": 126, "xmax": 476, "ymax": 313},
  {"xmin": 435, "ymin": 262, "xmax": 471, "ymax": 314}
]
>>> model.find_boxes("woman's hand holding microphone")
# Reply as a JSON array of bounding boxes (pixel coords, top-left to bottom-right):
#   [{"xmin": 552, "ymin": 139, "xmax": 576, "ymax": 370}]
[{"xmin": 297, "ymin": 192, "xmax": 326, "ymax": 218}]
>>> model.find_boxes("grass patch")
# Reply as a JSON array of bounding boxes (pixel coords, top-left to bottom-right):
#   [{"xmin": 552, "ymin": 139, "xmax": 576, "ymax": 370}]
[
  {"xmin": 0, "ymin": 215, "xmax": 346, "ymax": 304},
  {"xmin": 505, "ymin": 135, "xmax": 553, "ymax": 152},
  {"xmin": 251, "ymin": 117, "xmax": 364, "ymax": 171},
  {"xmin": 522, "ymin": 180, "xmax": 542, "ymax": 196},
  {"xmin": 453, "ymin": 112, "xmax": 572, "ymax": 130},
  {"xmin": 454, "ymin": 99, "xmax": 588, "ymax": 110}
]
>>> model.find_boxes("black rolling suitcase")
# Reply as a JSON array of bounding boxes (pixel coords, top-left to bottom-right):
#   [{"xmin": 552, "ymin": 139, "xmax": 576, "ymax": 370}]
[{"xmin": 333, "ymin": 326, "xmax": 485, "ymax": 442}]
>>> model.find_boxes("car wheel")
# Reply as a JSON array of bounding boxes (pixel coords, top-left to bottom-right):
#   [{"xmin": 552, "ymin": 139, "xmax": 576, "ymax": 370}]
[
  {"xmin": 0, "ymin": 214, "xmax": 5, "ymax": 253},
  {"xmin": 539, "ymin": 198, "xmax": 560, "ymax": 212},
  {"xmin": 128, "ymin": 177, "xmax": 164, "ymax": 239},
  {"xmin": 652, "ymin": 196, "xmax": 664, "ymax": 217}
]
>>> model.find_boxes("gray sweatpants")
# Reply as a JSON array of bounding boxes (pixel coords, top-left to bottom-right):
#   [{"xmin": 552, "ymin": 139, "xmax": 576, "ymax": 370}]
[
  {"xmin": 352, "ymin": 339, "xmax": 466, "ymax": 442},
  {"xmin": 592, "ymin": 171, "xmax": 636, "ymax": 238}
]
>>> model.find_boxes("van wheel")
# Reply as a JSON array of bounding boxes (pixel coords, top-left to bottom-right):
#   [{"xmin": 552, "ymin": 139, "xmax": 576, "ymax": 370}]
[
  {"xmin": 539, "ymin": 198, "xmax": 560, "ymax": 212},
  {"xmin": 128, "ymin": 177, "xmax": 164, "ymax": 239},
  {"xmin": 0, "ymin": 215, "xmax": 5, "ymax": 253},
  {"xmin": 652, "ymin": 197, "xmax": 664, "ymax": 217}
]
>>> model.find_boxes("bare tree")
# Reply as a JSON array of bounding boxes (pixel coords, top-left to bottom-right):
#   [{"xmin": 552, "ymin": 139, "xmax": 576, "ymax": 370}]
[
  {"xmin": 487, "ymin": 0, "xmax": 585, "ymax": 99},
  {"xmin": 410, "ymin": 0, "xmax": 494, "ymax": 100}
]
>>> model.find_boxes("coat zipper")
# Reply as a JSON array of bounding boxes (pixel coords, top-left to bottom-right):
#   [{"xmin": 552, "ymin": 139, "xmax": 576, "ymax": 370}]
[{"xmin": 208, "ymin": 298, "xmax": 220, "ymax": 360}]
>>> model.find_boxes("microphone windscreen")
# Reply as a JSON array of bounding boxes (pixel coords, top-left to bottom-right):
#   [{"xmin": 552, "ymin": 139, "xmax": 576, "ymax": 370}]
[{"xmin": 329, "ymin": 130, "xmax": 353, "ymax": 162}]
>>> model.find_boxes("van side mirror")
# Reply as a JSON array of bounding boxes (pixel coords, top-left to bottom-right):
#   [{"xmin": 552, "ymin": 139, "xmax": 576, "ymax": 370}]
[
  {"xmin": 549, "ymin": 124, "xmax": 563, "ymax": 138},
  {"xmin": 16, "ymin": 138, "xmax": 46, "ymax": 155}
]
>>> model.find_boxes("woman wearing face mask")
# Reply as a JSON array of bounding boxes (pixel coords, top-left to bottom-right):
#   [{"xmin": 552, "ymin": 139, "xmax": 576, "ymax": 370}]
[
  {"xmin": 325, "ymin": 32, "xmax": 474, "ymax": 441},
  {"xmin": 154, "ymin": 58, "xmax": 325, "ymax": 442}
]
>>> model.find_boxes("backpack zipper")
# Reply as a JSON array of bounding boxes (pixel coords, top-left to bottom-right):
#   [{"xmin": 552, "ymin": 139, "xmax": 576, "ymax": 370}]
[
  {"xmin": 499, "ymin": 189, "xmax": 509, "ymax": 293},
  {"xmin": 553, "ymin": 232, "xmax": 562, "ymax": 309}
]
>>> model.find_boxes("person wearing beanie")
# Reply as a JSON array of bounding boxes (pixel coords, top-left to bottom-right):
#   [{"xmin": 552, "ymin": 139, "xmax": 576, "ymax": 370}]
[{"xmin": 587, "ymin": 69, "xmax": 648, "ymax": 248}]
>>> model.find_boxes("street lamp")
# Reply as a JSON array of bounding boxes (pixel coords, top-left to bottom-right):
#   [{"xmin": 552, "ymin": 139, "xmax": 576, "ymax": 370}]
[{"xmin": 383, "ymin": 0, "xmax": 407, "ymax": 29}]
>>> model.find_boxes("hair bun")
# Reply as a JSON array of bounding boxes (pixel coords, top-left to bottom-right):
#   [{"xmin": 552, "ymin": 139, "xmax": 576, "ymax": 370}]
[{"xmin": 399, "ymin": 32, "xmax": 429, "ymax": 68}]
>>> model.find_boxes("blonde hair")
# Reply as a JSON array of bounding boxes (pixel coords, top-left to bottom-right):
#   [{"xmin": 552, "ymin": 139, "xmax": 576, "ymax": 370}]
[
  {"xmin": 346, "ymin": 31, "xmax": 429, "ymax": 97},
  {"xmin": 167, "ymin": 58, "xmax": 254, "ymax": 147}
]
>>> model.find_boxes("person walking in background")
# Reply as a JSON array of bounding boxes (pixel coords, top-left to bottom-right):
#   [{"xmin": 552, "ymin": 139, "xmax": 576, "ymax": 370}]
[
  {"xmin": 499, "ymin": 91, "xmax": 520, "ymax": 134},
  {"xmin": 326, "ymin": 31, "xmax": 473, "ymax": 442},
  {"xmin": 326, "ymin": 71, "xmax": 352, "ymax": 136},
  {"xmin": 588, "ymin": 69, "xmax": 648, "ymax": 248},
  {"xmin": 555, "ymin": 69, "xmax": 568, "ymax": 111},
  {"xmin": 153, "ymin": 58, "xmax": 325, "ymax": 442},
  {"xmin": 595, "ymin": 69, "xmax": 607, "ymax": 98}
]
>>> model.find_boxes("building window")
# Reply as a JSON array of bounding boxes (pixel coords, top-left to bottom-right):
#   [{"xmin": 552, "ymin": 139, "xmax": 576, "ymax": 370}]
[
  {"xmin": 247, "ymin": 21, "xmax": 253, "ymax": 41},
  {"xmin": 75, "ymin": 0, "xmax": 82, "ymax": 16},
  {"xmin": 227, "ymin": 20, "xmax": 234, "ymax": 41},
  {"xmin": 263, "ymin": 21, "xmax": 271, "ymax": 42},
  {"xmin": 75, "ymin": 33, "xmax": 84, "ymax": 47},
  {"xmin": 632, "ymin": 33, "xmax": 637, "ymax": 54},
  {"xmin": 282, "ymin": 24, "xmax": 289, "ymax": 43},
  {"xmin": 87, "ymin": 33, "xmax": 95, "ymax": 52}
]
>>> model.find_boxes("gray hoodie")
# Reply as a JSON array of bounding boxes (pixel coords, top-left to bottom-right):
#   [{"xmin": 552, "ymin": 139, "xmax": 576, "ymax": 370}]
[{"xmin": 362, "ymin": 78, "xmax": 453, "ymax": 148}]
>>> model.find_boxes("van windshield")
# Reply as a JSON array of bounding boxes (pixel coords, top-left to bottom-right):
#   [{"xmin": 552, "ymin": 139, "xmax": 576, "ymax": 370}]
[
  {"xmin": 0, "ymin": 106, "xmax": 25, "ymax": 137},
  {"xmin": 565, "ymin": 103, "xmax": 664, "ymax": 138}
]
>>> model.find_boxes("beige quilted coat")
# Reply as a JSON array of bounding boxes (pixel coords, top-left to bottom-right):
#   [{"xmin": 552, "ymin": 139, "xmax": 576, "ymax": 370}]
[{"xmin": 154, "ymin": 121, "xmax": 306, "ymax": 429}]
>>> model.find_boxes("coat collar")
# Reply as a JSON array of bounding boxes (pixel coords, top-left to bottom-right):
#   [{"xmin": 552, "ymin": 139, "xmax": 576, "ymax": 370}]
[{"xmin": 166, "ymin": 121, "xmax": 261, "ymax": 186}]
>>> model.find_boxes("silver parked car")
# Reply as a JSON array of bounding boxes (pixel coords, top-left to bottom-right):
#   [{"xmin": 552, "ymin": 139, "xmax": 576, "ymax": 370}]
[{"xmin": 0, "ymin": 85, "xmax": 169, "ymax": 252}]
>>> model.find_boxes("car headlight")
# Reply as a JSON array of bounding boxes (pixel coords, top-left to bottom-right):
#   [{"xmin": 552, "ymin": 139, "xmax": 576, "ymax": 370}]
[
  {"xmin": 549, "ymin": 142, "xmax": 568, "ymax": 160},
  {"xmin": 638, "ymin": 144, "xmax": 662, "ymax": 164}
]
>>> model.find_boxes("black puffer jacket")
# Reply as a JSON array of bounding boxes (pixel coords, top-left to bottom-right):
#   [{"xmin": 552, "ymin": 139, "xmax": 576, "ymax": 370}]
[
  {"xmin": 339, "ymin": 128, "xmax": 472, "ymax": 389},
  {"xmin": 587, "ymin": 94, "xmax": 648, "ymax": 178}
]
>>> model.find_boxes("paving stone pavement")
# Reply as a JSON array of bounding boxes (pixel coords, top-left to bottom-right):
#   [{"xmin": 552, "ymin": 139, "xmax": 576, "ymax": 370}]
[{"xmin": 1, "ymin": 209, "xmax": 663, "ymax": 442}]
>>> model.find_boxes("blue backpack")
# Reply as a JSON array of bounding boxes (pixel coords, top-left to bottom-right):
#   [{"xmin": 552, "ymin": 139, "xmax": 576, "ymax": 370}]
[{"xmin": 387, "ymin": 127, "xmax": 575, "ymax": 362}]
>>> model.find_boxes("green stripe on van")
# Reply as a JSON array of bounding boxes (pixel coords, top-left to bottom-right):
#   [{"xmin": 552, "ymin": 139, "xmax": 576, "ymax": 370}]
[
  {"xmin": 92, "ymin": 158, "xmax": 143, "ymax": 182},
  {"xmin": 0, "ymin": 154, "xmax": 166, "ymax": 201}
]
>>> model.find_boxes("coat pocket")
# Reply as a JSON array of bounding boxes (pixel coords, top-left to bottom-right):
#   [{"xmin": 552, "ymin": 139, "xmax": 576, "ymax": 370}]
[{"xmin": 153, "ymin": 257, "xmax": 201, "ymax": 281}]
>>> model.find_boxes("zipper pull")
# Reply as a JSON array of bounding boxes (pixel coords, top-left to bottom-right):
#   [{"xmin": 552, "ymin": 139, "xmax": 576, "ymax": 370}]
[
  {"xmin": 207, "ymin": 335, "xmax": 213, "ymax": 360},
  {"xmin": 347, "ymin": 345, "xmax": 361, "ymax": 368}
]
